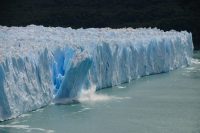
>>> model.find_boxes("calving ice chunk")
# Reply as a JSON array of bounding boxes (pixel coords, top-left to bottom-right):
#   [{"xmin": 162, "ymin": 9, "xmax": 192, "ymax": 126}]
[{"xmin": 0, "ymin": 25, "xmax": 193, "ymax": 121}]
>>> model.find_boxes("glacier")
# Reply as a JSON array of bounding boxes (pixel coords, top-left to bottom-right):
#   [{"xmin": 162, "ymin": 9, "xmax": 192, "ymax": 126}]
[{"xmin": 0, "ymin": 25, "xmax": 193, "ymax": 121}]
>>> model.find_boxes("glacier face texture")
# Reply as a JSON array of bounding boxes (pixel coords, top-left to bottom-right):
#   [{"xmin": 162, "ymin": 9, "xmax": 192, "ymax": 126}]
[{"xmin": 0, "ymin": 25, "xmax": 193, "ymax": 121}]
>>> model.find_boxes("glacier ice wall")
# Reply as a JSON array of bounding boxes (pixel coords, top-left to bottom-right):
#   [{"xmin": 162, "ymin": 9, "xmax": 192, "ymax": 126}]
[
  {"xmin": 0, "ymin": 48, "xmax": 53, "ymax": 121},
  {"xmin": 0, "ymin": 25, "xmax": 193, "ymax": 121},
  {"xmin": 88, "ymin": 33, "xmax": 193, "ymax": 89}
]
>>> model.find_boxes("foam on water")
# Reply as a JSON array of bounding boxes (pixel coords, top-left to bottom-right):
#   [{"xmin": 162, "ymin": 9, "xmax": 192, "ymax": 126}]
[
  {"xmin": 73, "ymin": 107, "xmax": 93, "ymax": 114},
  {"xmin": 19, "ymin": 114, "xmax": 31, "ymax": 118},
  {"xmin": 117, "ymin": 86, "xmax": 126, "ymax": 89},
  {"xmin": 0, "ymin": 124, "xmax": 54, "ymax": 133}
]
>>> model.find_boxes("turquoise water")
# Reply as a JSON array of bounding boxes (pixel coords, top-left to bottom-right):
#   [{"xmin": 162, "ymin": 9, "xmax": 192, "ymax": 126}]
[{"xmin": 0, "ymin": 52, "xmax": 200, "ymax": 133}]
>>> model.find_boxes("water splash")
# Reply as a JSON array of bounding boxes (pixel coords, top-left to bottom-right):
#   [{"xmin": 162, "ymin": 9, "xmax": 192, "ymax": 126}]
[
  {"xmin": 78, "ymin": 84, "xmax": 131, "ymax": 103},
  {"xmin": 78, "ymin": 85, "xmax": 111, "ymax": 102},
  {"xmin": 191, "ymin": 59, "xmax": 200, "ymax": 64}
]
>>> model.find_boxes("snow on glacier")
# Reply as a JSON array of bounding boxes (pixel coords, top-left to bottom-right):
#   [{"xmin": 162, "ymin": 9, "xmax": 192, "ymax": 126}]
[{"xmin": 0, "ymin": 25, "xmax": 193, "ymax": 121}]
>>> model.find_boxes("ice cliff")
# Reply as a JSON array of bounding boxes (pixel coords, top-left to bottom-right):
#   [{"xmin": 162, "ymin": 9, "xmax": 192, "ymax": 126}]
[{"xmin": 0, "ymin": 25, "xmax": 193, "ymax": 121}]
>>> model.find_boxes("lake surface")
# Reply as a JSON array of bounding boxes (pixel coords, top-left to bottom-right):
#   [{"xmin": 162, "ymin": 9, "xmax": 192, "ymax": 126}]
[{"xmin": 0, "ymin": 51, "xmax": 200, "ymax": 133}]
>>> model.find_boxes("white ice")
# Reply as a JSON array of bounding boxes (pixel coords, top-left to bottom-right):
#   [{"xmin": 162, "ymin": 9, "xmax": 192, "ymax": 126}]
[{"xmin": 0, "ymin": 25, "xmax": 193, "ymax": 121}]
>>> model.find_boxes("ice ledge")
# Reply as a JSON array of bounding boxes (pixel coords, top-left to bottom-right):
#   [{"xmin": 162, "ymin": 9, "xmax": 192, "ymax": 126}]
[{"xmin": 0, "ymin": 25, "xmax": 193, "ymax": 121}]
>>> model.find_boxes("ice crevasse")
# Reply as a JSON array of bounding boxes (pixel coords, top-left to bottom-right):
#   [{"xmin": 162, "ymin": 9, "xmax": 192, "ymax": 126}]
[{"xmin": 0, "ymin": 25, "xmax": 193, "ymax": 121}]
